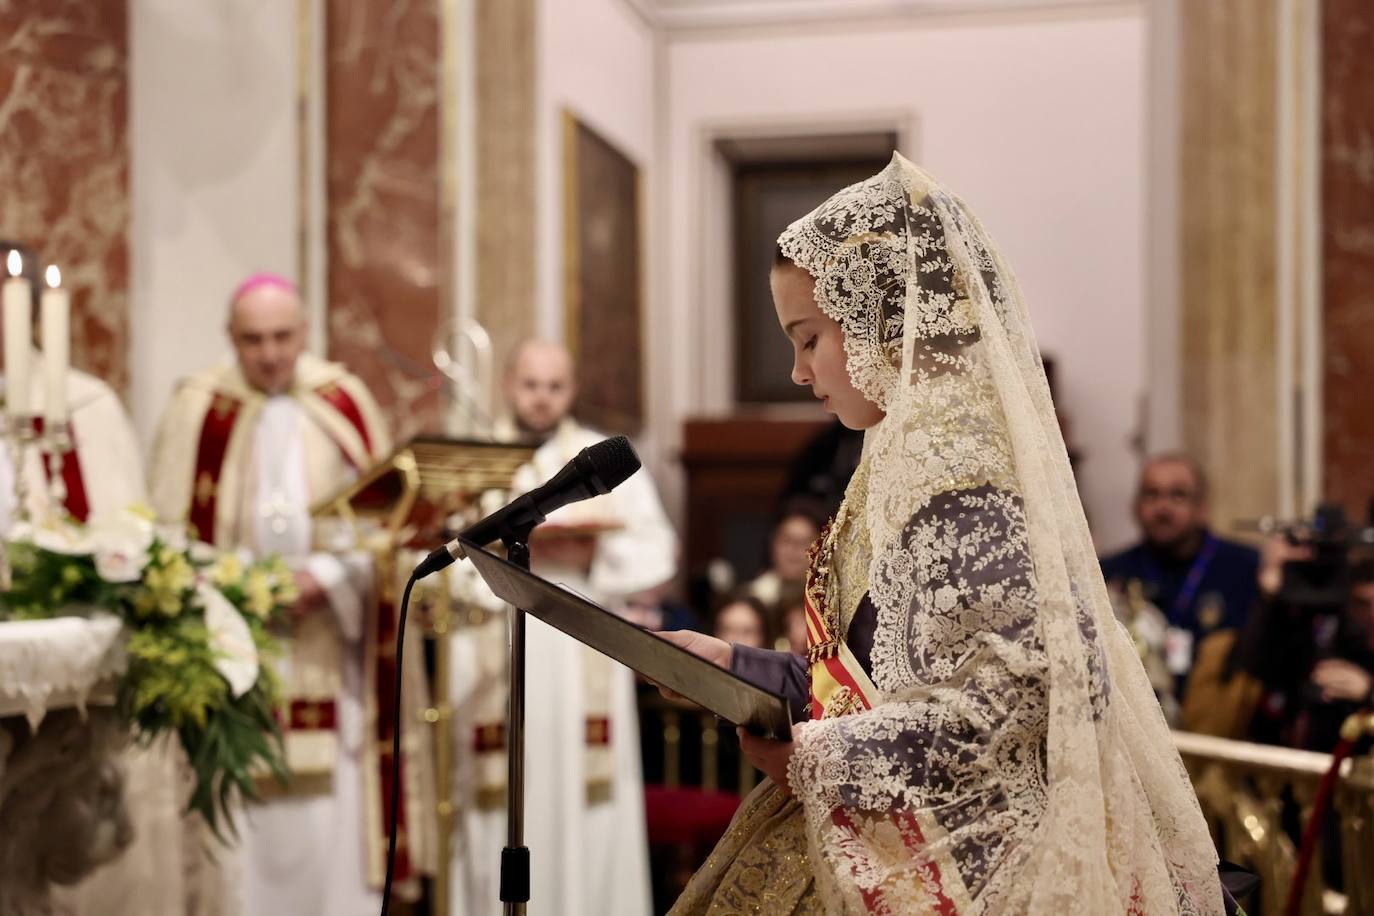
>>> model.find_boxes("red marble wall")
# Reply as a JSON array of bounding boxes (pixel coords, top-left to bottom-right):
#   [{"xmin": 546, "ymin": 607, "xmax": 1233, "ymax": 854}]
[
  {"xmin": 325, "ymin": 0, "xmax": 444, "ymax": 440},
  {"xmin": 1322, "ymin": 0, "xmax": 1374, "ymax": 523},
  {"xmin": 0, "ymin": 1, "xmax": 129, "ymax": 393}
]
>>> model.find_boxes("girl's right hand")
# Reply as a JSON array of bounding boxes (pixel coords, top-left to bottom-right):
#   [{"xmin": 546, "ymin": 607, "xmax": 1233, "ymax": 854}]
[{"xmin": 652, "ymin": 630, "xmax": 733, "ymax": 701}]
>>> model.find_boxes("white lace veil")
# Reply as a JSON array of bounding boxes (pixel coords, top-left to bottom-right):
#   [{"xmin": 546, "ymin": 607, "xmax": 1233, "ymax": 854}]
[{"xmin": 778, "ymin": 153, "xmax": 1221, "ymax": 915}]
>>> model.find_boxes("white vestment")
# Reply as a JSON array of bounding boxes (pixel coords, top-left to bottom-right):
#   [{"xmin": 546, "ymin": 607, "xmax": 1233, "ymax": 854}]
[
  {"xmin": 231, "ymin": 396, "xmax": 380, "ymax": 916},
  {"xmin": 450, "ymin": 419, "xmax": 675, "ymax": 916},
  {"xmin": 147, "ymin": 355, "xmax": 402, "ymax": 916},
  {"xmin": 0, "ymin": 361, "xmax": 144, "ymax": 529}
]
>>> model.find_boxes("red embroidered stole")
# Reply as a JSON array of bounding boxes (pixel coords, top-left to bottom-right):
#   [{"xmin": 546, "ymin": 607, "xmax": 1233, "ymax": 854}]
[
  {"xmin": 189, "ymin": 392, "xmax": 244, "ymax": 545},
  {"xmin": 312, "ymin": 381, "xmax": 374, "ymax": 468},
  {"xmin": 187, "ymin": 380, "xmax": 375, "ymax": 545},
  {"xmin": 32, "ymin": 418, "xmax": 90, "ymax": 522}
]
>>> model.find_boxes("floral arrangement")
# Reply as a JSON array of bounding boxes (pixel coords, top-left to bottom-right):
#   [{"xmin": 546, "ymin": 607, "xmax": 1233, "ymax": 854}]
[{"xmin": 0, "ymin": 508, "xmax": 298, "ymax": 837}]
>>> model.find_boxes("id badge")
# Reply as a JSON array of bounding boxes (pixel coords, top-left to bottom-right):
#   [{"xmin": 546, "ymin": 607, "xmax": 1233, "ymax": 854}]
[{"xmin": 1165, "ymin": 627, "xmax": 1194, "ymax": 676}]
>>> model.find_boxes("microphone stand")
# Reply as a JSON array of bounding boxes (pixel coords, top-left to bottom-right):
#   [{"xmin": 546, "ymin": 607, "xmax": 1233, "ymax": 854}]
[{"xmin": 500, "ymin": 534, "xmax": 533, "ymax": 916}]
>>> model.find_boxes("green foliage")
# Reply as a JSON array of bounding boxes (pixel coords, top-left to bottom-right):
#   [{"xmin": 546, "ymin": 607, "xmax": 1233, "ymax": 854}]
[{"xmin": 0, "ymin": 530, "xmax": 298, "ymax": 838}]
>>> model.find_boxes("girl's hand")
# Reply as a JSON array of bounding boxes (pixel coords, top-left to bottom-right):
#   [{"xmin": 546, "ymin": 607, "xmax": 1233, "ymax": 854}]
[
  {"xmin": 651, "ymin": 630, "xmax": 733, "ymax": 701},
  {"xmin": 738, "ymin": 728, "xmax": 795, "ymax": 796}
]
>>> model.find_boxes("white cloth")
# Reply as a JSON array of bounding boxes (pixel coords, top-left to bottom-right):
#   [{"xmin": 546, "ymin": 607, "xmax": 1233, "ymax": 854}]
[
  {"xmin": 0, "ymin": 364, "xmax": 145, "ymax": 529},
  {"xmin": 251, "ymin": 397, "xmax": 314, "ymax": 559},
  {"xmin": 0, "ymin": 616, "xmax": 125, "ymax": 727},
  {"xmin": 450, "ymin": 419, "xmax": 674, "ymax": 916}
]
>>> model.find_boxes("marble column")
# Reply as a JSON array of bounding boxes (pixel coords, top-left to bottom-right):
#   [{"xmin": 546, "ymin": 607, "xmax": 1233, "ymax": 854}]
[
  {"xmin": 325, "ymin": 0, "xmax": 444, "ymax": 440},
  {"xmin": 474, "ymin": 0, "xmax": 538, "ymax": 391},
  {"xmin": 0, "ymin": 1, "xmax": 129, "ymax": 394},
  {"xmin": 1321, "ymin": 0, "xmax": 1374, "ymax": 522},
  {"xmin": 1178, "ymin": 0, "xmax": 1281, "ymax": 531}
]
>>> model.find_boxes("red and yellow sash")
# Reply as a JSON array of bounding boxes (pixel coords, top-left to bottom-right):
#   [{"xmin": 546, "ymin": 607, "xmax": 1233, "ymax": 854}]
[{"xmin": 803, "ymin": 523, "xmax": 879, "ymax": 720}]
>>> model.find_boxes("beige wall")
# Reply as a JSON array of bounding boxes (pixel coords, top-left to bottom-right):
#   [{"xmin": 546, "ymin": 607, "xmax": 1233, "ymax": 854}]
[
  {"xmin": 128, "ymin": 0, "xmax": 300, "ymax": 446},
  {"xmin": 657, "ymin": 7, "xmax": 1149, "ymax": 550}
]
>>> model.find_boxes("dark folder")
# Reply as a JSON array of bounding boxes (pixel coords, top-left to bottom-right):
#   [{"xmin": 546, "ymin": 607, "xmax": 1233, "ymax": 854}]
[{"xmin": 459, "ymin": 538, "xmax": 793, "ymax": 741}]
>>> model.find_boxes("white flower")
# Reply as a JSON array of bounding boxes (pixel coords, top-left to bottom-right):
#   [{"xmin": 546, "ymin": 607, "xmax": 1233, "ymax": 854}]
[
  {"xmin": 87, "ymin": 510, "xmax": 155, "ymax": 584},
  {"xmin": 155, "ymin": 523, "xmax": 189, "ymax": 553},
  {"xmin": 94, "ymin": 545, "xmax": 150, "ymax": 583},
  {"xmin": 187, "ymin": 540, "xmax": 220, "ymax": 565},
  {"xmin": 17, "ymin": 519, "xmax": 95, "ymax": 555},
  {"xmin": 198, "ymin": 583, "xmax": 259, "ymax": 698}
]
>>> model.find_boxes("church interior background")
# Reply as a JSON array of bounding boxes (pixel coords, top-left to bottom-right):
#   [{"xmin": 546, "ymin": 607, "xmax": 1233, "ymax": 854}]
[{"xmin": 2, "ymin": 0, "xmax": 1373, "ymax": 914}]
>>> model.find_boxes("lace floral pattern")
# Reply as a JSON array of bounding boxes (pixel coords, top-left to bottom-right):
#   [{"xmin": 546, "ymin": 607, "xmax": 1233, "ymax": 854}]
[{"xmin": 776, "ymin": 153, "xmax": 1220, "ymax": 915}]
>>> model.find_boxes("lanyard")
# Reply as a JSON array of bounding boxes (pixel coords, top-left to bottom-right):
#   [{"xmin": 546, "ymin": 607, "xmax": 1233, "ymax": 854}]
[{"xmin": 1164, "ymin": 534, "xmax": 1218, "ymax": 624}]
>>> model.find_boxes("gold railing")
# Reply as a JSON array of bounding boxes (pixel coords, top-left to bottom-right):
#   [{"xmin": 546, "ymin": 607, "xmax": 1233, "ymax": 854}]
[
  {"xmin": 1174, "ymin": 722, "xmax": 1374, "ymax": 916},
  {"xmin": 640, "ymin": 693, "xmax": 758, "ymax": 796}
]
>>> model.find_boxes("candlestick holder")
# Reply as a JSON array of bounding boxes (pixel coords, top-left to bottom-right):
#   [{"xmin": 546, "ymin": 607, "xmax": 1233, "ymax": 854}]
[
  {"xmin": 0, "ymin": 414, "xmax": 37, "ymax": 590},
  {"xmin": 43, "ymin": 420, "xmax": 71, "ymax": 518},
  {"xmin": 10, "ymin": 415, "xmax": 37, "ymax": 524}
]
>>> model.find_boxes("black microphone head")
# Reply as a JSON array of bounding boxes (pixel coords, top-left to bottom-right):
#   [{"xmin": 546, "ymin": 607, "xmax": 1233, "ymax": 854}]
[{"xmin": 586, "ymin": 435, "xmax": 641, "ymax": 490}]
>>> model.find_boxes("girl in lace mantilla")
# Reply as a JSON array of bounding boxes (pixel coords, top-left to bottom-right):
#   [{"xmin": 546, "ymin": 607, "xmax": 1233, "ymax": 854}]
[{"xmin": 659, "ymin": 153, "xmax": 1228, "ymax": 916}]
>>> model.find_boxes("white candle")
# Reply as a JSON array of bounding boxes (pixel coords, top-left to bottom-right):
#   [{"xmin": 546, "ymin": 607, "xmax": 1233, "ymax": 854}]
[
  {"xmin": 3, "ymin": 250, "xmax": 31, "ymax": 419},
  {"xmin": 41, "ymin": 265, "xmax": 69, "ymax": 427}
]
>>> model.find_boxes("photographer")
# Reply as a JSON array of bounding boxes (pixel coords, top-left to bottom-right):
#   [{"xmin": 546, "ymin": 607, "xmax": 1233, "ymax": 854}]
[{"xmin": 1239, "ymin": 530, "xmax": 1374, "ymax": 751}]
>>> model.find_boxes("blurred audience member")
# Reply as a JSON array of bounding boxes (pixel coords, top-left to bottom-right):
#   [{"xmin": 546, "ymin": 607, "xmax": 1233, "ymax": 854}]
[
  {"xmin": 712, "ymin": 595, "xmax": 769, "ymax": 650},
  {"xmin": 780, "ymin": 590, "xmax": 808, "ymax": 656},
  {"xmin": 1100, "ymin": 454, "xmax": 1259, "ymax": 692},
  {"xmin": 619, "ymin": 580, "xmax": 700, "ymax": 634},
  {"xmin": 744, "ymin": 497, "xmax": 826, "ymax": 634},
  {"xmin": 1108, "ymin": 582, "xmax": 1179, "ymax": 725},
  {"xmin": 1239, "ymin": 549, "xmax": 1374, "ymax": 751}
]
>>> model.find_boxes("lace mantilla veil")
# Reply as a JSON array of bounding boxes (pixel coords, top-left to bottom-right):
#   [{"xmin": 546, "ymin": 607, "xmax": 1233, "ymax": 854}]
[{"xmin": 756, "ymin": 153, "xmax": 1221, "ymax": 915}]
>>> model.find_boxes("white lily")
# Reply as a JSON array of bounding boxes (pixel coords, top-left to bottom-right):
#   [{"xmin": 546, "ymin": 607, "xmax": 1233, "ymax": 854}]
[{"xmin": 198, "ymin": 583, "xmax": 260, "ymax": 698}]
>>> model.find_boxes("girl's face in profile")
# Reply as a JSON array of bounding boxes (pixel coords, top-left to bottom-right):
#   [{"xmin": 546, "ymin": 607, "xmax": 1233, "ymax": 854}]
[{"xmin": 771, "ymin": 262, "xmax": 886, "ymax": 430}]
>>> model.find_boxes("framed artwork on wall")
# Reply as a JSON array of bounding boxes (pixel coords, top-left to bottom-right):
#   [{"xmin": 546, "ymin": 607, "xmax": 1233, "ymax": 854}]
[{"xmin": 563, "ymin": 110, "xmax": 644, "ymax": 434}]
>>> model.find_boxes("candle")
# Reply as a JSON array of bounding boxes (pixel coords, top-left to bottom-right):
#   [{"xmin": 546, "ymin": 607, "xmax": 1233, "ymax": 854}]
[
  {"xmin": 41, "ymin": 265, "xmax": 69, "ymax": 427},
  {"xmin": 3, "ymin": 250, "xmax": 31, "ymax": 419}
]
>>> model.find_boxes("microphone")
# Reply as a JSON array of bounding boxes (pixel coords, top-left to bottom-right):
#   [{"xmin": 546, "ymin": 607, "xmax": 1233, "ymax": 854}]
[{"xmin": 413, "ymin": 435, "xmax": 641, "ymax": 580}]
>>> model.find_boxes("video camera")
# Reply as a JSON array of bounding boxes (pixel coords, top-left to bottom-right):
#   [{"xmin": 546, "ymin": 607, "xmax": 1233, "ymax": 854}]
[{"xmin": 1253, "ymin": 502, "xmax": 1374, "ymax": 616}]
